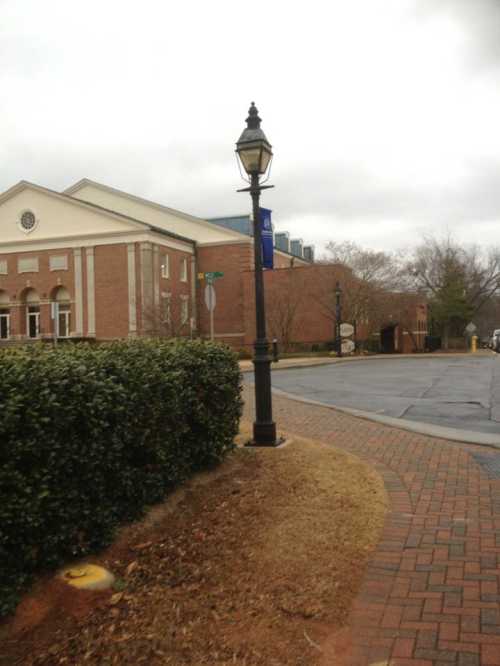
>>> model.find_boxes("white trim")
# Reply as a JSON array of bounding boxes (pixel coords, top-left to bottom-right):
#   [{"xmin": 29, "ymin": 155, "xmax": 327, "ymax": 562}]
[
  {"xmin": 49, "ymin": 254, "xmax": 68, "ymax": 271},
  {"xmin": 190, "ymin": 255, "xmax": 197, "ymax": 330},
  {"xmin": 18, "ymin": 208, "xmax": 39, "ymax": 235},
  {"xmin": 160, "ymin": 253, "xmax": 170, "ymax": 279},
  {"xmin": 73, "ymin": 249, "xmax": 83, "ymax": 335},
  {"xmin": 63, "ymin": 178, "xmax": 249, "ymax": 241},
  {"xmin": 180, "ymin": 257, "xmax": 188, "ymax": 282},
  {"xmin": 18, "ymin": 257, "xmax": 39, "ymax": 273},
  {"xmin": 0, "ymin": 229, "xmax": 194, "ymax": 255},
  {"xmin": 127, "ymin": 243, "xmax": 137, "ymax": 335},
  {"xmin": 153, "ymin": 245, "xmax": 160, "ymax": 312},
  {"xmin": 86, "ymin": 247, "xmax": 95, "ymax": 336},
  {"xmin": 0, "ymin": 181, "xmax": 146, "ymax": 231}
]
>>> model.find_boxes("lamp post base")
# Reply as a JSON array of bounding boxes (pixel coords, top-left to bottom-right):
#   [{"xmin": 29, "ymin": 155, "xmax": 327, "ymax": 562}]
[{"xmin": 245, "ymin": 421, "xmax": 279, "ymax": 447}]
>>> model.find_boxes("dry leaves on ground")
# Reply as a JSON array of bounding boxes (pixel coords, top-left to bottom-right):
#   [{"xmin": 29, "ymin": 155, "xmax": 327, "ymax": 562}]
[{"xmin": 1, "ymin": 423, "xmax": 387, "ymax": 666}]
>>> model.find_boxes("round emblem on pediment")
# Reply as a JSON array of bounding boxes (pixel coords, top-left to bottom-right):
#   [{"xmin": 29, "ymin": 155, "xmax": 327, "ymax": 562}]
[{"xmin": 19, "ymin": 210, "xmax": 38, "ymax": 234}]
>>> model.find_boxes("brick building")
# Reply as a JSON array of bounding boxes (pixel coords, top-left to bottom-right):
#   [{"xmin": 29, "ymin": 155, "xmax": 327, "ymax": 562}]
[
  {"xmin": 0, "ymin": 178, "xmax": 425, "ymax": 353},
  {"xmin": 0, "ymin": 179, "xmax": 308, "ymax": 347}
]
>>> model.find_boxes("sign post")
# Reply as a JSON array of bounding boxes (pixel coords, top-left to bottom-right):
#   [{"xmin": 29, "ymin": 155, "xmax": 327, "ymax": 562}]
[
  {"xmin": 200, "ymin": 272, "xmax": 223, "ymax": 342},
  {"xmin": 204, "ymin": 284, "xmax": 216, "ymax": 341}
]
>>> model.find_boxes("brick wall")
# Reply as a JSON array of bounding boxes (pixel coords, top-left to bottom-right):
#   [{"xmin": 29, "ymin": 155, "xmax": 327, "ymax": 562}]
[
  {"xmin": 196, "ymin": 242, "xmax": 253, "ymax": 346},
  {"xmin": 93, "ymin": 244, "xmax": 129, "ymax": 339},
  {"xmin": 242, "ymin": 264, "xmax": 356, "ymax": 349}
]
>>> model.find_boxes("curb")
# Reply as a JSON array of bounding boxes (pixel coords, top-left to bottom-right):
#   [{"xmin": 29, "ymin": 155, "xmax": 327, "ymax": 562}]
[
  {"xmin": 239, "ymin": 351, "xmax": 495, "ymax": 374},
  {"xmin": 267, "ymin": 386, "xmax": 500, "ymax": 450}
]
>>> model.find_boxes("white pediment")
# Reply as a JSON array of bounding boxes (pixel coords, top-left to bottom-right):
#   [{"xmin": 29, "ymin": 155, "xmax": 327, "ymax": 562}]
[
  {"xmin": 65, "ymin": 179, "xmax": 249, "ymax": 245},
  {"xmin": 0, "ymin": 182, "xmax": 144, "ymax": 246}
]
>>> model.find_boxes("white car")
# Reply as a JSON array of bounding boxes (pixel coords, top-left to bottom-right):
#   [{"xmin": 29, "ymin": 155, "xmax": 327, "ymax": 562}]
[{"xmin": 490, "ymin": 329, "xmax": 500, "ymax": 351}]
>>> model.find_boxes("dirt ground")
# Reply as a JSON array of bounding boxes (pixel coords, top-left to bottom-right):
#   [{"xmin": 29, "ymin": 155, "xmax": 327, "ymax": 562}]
[{"xmin": 0, "ymin": 423, "xmax": 387, "ymax": 665}]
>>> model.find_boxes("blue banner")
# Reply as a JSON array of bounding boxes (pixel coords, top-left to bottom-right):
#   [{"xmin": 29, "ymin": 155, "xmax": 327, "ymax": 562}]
[{"xmin": 260, "ymin": 207, "xmax": 274, "ymax": 269}]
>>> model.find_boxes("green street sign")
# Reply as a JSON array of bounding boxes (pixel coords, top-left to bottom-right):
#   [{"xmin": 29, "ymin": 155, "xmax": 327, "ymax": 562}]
[{"xmin": 205, "ymin": 271, "xmax": 224, "ymax": 280}]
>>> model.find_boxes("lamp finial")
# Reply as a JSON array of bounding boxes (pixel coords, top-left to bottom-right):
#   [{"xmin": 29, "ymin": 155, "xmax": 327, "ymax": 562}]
[{"xmin": 246, "ymin": 102, "xmax": 261, "ymax": 130}]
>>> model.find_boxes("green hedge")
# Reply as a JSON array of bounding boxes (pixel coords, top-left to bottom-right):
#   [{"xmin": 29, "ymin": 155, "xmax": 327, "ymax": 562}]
[{"xmin": 0, "ymin": 339, "xmax": 242, "ymax": 616}]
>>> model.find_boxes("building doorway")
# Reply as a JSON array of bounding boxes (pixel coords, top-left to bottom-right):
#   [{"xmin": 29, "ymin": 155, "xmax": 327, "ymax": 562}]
[
  {"xmin": 51, "ymin": 286, "xmax": 71, "ymax": 339},
  {"xmin": 380, "ymin": 324, "xmax": 396, "ymax": 353},
  {"xmin": 22, "ymin": 288, "xmax": 40, "ymax": 339}
]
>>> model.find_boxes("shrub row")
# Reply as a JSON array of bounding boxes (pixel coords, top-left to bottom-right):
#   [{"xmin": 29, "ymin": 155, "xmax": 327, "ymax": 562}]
[{"xmin": 0, "ymin": 339, "xmax": 242, "ymax": 616}]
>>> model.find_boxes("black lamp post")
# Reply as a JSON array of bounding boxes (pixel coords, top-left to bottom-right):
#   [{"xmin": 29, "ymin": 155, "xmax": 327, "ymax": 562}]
[
  {"xmin": 236, "ymin": 102, "xmax": 277, "ymax": 446},
  {"xmin": 335, "ymin": 281, "xmax": 343, "ymax": 358}
]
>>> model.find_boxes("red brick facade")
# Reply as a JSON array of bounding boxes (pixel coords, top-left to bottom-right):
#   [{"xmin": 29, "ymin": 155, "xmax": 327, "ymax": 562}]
[
  {"xmin": 0, "ymin": 181, "xmax": 426, "ymax": 353},
  {"xmin": 0, "ymin": 241, "xmax": 194, "ymax": 343}
]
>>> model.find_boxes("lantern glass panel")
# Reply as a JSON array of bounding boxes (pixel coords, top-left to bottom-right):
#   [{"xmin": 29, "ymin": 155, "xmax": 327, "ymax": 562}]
[{"xmin": 238, "ymin": 147, "xmax": 261, "ymax": 174}]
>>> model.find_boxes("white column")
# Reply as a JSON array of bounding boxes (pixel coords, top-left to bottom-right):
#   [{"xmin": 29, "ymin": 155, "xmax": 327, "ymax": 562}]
[
  {"xmin": 140, "ymin": 242, "xmax": 153, "ymax": 334},
  {"xmin": 73, "ymin": 248, "xmax": 83, "ymax": 336},
  {"xmin": 86, "ymin": 247, "xmax": 95, "ymax": 336},
  {"xmin": 190, "ymin": 254, "xmax": 197, "ymax": 331},
  {"xmin": 127, "ymin": 243, "xmax": 137, "ymax": 336},
  {"xmin": 153, "ymin": 245, "xmax": 160, "ymax": 311}
]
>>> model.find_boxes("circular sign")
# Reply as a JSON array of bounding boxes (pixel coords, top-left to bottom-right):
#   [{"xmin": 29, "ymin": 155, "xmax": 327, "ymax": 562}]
[
  {"xmin": 340, "ymin": 323, "xmax": 354, "ymax": 338},
  {"xmin": 341, "ymin": 339, "xmax": 355, "ymax": 354}
]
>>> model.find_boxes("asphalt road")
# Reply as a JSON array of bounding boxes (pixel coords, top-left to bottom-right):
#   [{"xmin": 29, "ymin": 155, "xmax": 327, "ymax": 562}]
[{"xmin": 261, "ymin": 355, "xmax": 500, "ymax": 435}]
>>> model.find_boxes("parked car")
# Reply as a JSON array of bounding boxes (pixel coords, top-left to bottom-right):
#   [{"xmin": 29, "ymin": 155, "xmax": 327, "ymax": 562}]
[{"xmin": 490, "ymin": 329, "xmax": 500, "ymax": 351}]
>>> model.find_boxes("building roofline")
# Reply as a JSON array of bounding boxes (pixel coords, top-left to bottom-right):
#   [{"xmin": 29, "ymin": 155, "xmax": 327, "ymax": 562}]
[
  {"xmin": 63, "ymin": 178, "xmax": 250, "ymax": 242},
  {"xmin": 0, "ymin": 180, "xmax": 195, "ymax": 247}
]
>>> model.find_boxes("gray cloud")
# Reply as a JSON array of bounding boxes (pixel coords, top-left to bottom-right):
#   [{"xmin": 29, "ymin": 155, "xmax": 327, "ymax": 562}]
[
  {"xmin": 417, "ymin": 0, "xmax": 500, "ymax": 70},
  {"xmin": 2, "ymin": 0, "xmax": 500, "ymax": 256}
]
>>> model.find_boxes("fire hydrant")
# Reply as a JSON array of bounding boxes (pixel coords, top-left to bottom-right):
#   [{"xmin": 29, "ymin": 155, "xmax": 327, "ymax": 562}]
[{"xmin": 471, "ymin": 335, "xmax": 478, "ymax": 353}]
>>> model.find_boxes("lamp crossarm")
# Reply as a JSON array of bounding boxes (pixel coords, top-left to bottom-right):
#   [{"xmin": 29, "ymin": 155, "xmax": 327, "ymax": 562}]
[{"xmin": 236, "ymin": 184, "xmax": 275, "ymax": 193}]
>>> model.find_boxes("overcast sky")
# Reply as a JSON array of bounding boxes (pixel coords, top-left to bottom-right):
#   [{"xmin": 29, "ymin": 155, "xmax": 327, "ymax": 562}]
[{"xmin": 1, "ymin": 0, "xmax": 500, "ymax": 253}]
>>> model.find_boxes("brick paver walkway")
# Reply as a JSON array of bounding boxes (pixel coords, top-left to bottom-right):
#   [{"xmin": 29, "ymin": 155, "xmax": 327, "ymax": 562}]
[{"xmin": 243, "ymin": 386, "xmax": 500, "ymax": 665}]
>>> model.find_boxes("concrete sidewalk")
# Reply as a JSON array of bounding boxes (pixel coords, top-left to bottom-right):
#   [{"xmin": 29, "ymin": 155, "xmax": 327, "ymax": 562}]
[{"xmin": 243, "ymin": 384, "xmax": 500, "ymax": 665}]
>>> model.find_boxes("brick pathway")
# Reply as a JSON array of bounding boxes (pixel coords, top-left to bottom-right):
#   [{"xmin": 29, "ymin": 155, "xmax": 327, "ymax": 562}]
[{"xmin": 243, "ymin": 386, "xmax": 500, "ymax": 666}]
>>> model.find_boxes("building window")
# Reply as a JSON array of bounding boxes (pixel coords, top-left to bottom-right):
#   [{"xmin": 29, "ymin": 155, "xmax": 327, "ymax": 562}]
[
  {"xmin": 27, "ymin": 306, "xmax": 40, "ymax": 339},
  {"xmin": 19, "ymin": 210, "xmax": 37, "ymax": 232},
  {"xmin": 161, "ymin": 255, "xmax": 170, "ymax": 279},
  {"xmin": 0, "ymin": 260, "xmax": 7, "ymax": 275},
  {"xmin": 180, "ymin": 296, "xmax": 189, "ymax": 325},
  {"xmin": 50, "ymin": 255, "xmax": 68, "ymax": 271},
  {"xmin": 0, "ymin": 309, "xmax": 10, "ymax": 339},
  {"xmin": 18, "ymin": 257, "xmax": 39, "ymax": 273},
  {"xmin": 161, "ymin": 293, "xmax": 171, "ymax": 325},
  {"xmin": 180, "ymin": 258, "xmax": 188, "ymax": 282}
]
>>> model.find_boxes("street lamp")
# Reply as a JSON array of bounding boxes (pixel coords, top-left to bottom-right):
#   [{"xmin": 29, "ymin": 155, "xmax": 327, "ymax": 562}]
[
  {"xmin": 335, "ymin": 281, "xmax": 342, "ymax": 358},
  {"xmin": 236, "ymin": 102, "xmax": 277, "ymax": 446}
]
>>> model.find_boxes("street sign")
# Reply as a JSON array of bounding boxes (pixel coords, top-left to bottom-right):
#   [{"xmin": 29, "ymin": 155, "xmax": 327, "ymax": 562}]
[
  {"xmin": 465, "ymin": 322, "xmax": 477, "ymax": 335},
  {"xmin": 204, "ymin": 284, "xmax": 216, "ymax": 311},
  {"xmin": 204, "ymin": 271, "xmax": 224, "ymax": 282},
  {"xmin": 341, "ymin": 339, "xmax": 355, "ymax": 354},
  {"xmin": 340, "ymin": 322, "xmax": 354, "ymax": 338}
]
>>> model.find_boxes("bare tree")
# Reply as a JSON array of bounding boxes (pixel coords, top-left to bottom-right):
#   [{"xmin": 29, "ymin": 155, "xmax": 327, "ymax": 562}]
[
  {"xmin": 267, "ymin": 291, "xmax": 303, "ymax": 352},
  {"xmin": 266, "ymin": 271, "xmax": 305, "ymax": 351},
  {"xmin": 142, "ymin": 295, "xmax": 191, "ymax": 339},
  {"xmin": 322, "ymin": 240, "xmax": 407, "ymax": 290}
]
